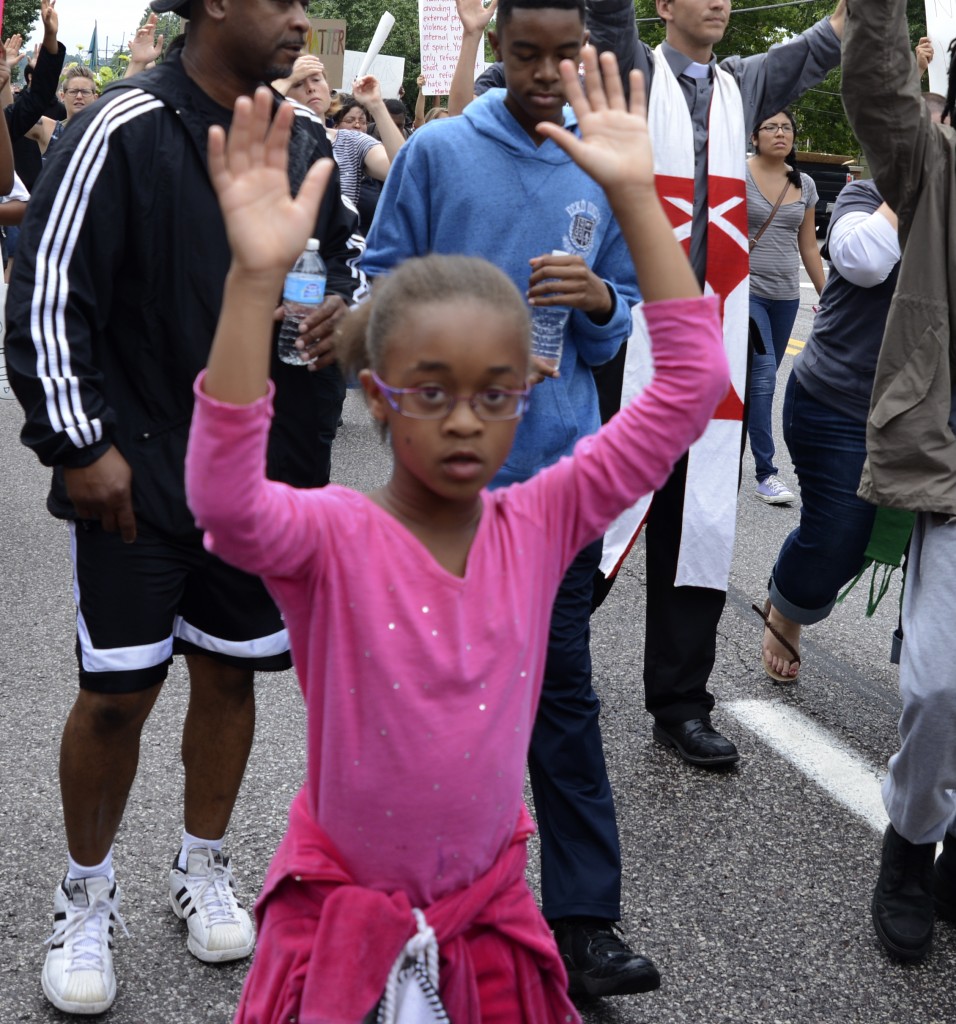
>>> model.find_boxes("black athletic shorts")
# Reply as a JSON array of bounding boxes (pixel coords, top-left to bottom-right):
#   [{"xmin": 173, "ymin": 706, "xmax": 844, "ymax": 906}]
[{"xmin": 69, "ymin": 519, "xmax": 291, "ymax": 694}]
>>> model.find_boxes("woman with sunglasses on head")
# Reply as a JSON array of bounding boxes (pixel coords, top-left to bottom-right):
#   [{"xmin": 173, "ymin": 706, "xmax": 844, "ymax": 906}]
[{"xmin": 746, "ymin": 109, "xmax": 826, "ymax": 506}]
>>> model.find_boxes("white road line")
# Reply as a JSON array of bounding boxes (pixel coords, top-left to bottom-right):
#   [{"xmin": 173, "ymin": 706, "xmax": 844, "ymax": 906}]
[{"xmin": 726, "ymin": 699, "xmax": 888, "ymax": 833}]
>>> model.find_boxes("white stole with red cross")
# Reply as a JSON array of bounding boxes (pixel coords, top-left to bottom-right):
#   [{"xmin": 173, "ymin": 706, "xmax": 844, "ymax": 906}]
[{"xmin": 599, "ymin": 46, "xmax": 749, "ymax": 591}]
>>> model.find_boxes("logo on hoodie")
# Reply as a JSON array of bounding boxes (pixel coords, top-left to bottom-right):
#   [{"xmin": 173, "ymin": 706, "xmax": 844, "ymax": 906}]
[{"xmin": 564, "ymin": 200, "xmax": 600, "ymax": 254}]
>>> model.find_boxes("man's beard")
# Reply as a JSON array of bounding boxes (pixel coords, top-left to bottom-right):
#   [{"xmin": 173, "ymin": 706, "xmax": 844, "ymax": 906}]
[{"xmin": 266, "ymin": 61, "xmax": 295, "ymax": 82}]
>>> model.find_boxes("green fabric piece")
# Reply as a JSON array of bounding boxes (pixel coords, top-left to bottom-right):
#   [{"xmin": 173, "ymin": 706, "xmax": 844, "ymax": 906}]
[{"xmin": 836, "ymin": 507, "xmax": 915, "ymax": 617}]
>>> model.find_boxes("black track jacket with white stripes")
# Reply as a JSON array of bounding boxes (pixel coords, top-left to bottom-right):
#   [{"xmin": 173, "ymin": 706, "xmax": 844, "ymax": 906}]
[{"xmin": 6, "ymin": 48, "xmax": 367, "ymax": 539}]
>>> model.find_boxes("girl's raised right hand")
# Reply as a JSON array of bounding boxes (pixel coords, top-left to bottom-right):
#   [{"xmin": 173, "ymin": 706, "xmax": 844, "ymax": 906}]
[{"xmin": 537, "ymin": 47, "xmax": 654, "ymax": 200}]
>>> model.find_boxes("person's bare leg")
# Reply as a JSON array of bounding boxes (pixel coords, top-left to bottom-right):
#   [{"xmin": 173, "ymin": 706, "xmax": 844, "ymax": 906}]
[
  {"xmin": 181, "ymin": 654, "xmax": 255, "ymax": 840},
  {"xmin": 60, "ymin": 683, "xmax": 164, "ymax": 865},
  {"xmin": 762, "ymin": 604, "xmax": 802, "ymax": 680}
]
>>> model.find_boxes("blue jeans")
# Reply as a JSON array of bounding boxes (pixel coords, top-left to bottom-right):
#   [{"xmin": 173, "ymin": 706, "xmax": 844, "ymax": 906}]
[
  {"xmin": 748, "ymin": 294, "xmax": 800, "ymax": 481},
  {"xmin": 529, "ymin": 537, "xmax": 621, "ymax": 921},
  {"xmin": 768, "ymin": 375, "xmax": 876, "ymax": 625}
]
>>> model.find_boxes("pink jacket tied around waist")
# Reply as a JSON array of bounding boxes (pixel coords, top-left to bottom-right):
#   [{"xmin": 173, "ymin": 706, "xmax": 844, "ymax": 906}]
[{"xmin": 234, "ymin": 790, "xmax": 579, "ymax": 1024}]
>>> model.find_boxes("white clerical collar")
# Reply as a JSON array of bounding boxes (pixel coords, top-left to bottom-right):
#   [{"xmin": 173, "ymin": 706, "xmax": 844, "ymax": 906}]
[{"xmin": 683, "ymin": 61, "xmax": 712, "ymax": 80}]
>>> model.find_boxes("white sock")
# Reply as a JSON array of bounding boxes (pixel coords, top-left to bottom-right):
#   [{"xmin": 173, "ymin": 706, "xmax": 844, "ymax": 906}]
[
  {"xmin": 178, "ymin": 830, "xmax": 224, "ymax": 872},
  {"xmin": 66, "ymin": 847, "xmax": 114, "ymax": 884}
]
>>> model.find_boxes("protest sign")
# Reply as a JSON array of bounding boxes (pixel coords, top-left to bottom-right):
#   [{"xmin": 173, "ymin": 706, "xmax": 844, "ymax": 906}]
[
  {"xmin": 925, "ymin": 0, "xmax": 956, "ymax": 95},
  {"xmin": 418, "ymin": 0, "xmax": 484, "ymax": 95},
  {"xmin": 306, "ymin": 19, "xmax": 347, "ymax": 93},
  {"xmin": 341, "ymin": 50, "xmax": 406, "ymax": 96}
]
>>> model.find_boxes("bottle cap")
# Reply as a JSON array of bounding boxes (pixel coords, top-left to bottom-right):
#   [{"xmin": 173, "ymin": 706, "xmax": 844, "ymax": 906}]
[{"xmin": 306, "ymin": 238, "xmax": 319, "ymax": 251}]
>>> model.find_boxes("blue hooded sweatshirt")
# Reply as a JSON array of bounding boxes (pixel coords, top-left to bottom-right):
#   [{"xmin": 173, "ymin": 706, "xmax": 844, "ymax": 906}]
[{"xmin": 362, "ymin": 88, "xmax": 640, "ymax": 486}]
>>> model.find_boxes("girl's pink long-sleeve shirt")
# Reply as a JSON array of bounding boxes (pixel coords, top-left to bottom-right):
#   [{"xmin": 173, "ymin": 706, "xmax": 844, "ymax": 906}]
[{"xmin": 186, "ymin": 296, "xmax": 728, "ymax": 908}]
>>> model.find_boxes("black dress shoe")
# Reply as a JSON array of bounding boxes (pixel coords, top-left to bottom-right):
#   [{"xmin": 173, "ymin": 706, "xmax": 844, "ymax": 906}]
[
  {"xmin": 652, "ymin": 717, "xmax": 739, "ymax": 767},
  {"xmin": 552, "ymin": 918, "xmax": 661, "ymax": 998},
  {"xmin": 872, "ymin": 823, "xmax": 936, "ymax": 961}
]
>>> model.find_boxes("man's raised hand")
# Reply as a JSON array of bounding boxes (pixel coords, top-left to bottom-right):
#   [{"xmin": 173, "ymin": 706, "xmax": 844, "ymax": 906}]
[{"xmin": 208, "ymin": 87, "xmax": 333, "ymax": 279}]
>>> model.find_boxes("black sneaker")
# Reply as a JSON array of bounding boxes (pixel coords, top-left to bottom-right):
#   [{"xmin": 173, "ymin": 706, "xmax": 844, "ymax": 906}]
[
  {"xmin": 871, "ymin": 824, "xmax": 936, "ymax": 962},
  {"xmin": 552, "ymin": 917, "xmax": 661, "ymax": 997},
  {"xmin": 934, "ymin": 832, "xmax": 956, "ymax": 922}
]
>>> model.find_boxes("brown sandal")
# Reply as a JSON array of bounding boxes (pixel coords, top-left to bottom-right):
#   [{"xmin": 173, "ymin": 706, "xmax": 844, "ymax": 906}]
[{"xmin": 752, "ymin": 598, "xmax": 801, "ymax": 684}]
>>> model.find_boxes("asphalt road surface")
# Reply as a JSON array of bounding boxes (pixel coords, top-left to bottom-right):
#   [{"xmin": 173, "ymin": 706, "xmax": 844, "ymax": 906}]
[{"xmin": 3, "ymin": 280, "xmax": 955, "ymax": 1023}]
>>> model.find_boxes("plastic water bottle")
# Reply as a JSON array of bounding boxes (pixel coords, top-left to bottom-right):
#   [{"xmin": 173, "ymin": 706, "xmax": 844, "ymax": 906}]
[
  {"xmin": 530, "ymin": 250, "xmax": 570, "ymax": 371},
  {"xmin": 277, "ymin": 238, "xmax": 327, "ymax": 365}
]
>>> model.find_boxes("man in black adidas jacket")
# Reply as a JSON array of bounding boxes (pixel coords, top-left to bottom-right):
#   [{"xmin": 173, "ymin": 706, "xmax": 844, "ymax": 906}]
[{"xmin": 5, "ymin": 0, "xmax": 366, "ymax": 1015}]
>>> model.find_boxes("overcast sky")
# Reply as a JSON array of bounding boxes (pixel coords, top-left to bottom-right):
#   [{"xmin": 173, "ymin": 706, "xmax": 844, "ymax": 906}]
[{"xmin": 26, "ymin": 1, "xmax": 147, "ymax": 58}]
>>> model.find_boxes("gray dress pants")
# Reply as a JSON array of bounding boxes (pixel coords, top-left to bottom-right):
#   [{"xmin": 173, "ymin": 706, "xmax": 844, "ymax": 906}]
[{"xmin": 883, "ymin": 512, "xmax": 956, "ymax": 845}]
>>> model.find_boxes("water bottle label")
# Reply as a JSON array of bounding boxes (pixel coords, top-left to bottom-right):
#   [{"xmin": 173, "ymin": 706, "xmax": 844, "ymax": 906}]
[{"xmin": 283, "ymin": 273, "xmax": 326, "ymax": 306}]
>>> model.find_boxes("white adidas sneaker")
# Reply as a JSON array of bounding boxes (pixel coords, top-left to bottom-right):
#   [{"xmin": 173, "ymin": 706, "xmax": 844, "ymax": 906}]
[
  {"xmin": 42, "ymin": 875, "xmax": 126, "ymax": 1015},
  {"xmin": 169, "ymin": 847, "xmax": 255, "ymax": 963}
]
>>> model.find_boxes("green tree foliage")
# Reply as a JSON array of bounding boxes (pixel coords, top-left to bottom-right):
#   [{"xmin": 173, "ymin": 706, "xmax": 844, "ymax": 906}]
[{"xmin": 2, "ymin": 0, "xmax": 42, "ymax": 40}]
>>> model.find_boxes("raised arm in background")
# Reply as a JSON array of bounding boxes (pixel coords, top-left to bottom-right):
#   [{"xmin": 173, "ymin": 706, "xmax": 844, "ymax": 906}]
[
  {"xmin": 6, "ymin": 0, "xmax": 64, "ymax": 143},
  {"xmin": 448, "ymin": 0, "xmax": 497, "ymax": 115},
  {"xmin": 841, "ymin": 0, "xmax": 925, "ymax": 219},
  {"xmin": 124, "ymin": 14, "xmax": 165, "ymax": 79},
  {"xmin": 352, "ymin": 75, "xmax": 405, "ymax": 162},
  {"xmin": 413, "ymin": 73, "xmax": 427, "ymax": 128},
  {"xmin": 0, "ymin": 35, "xmax": 24, "ymax": 107}
]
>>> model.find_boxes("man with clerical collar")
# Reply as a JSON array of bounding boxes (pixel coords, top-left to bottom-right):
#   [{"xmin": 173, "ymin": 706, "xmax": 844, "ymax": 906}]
[{"xmin": 585, "ymin": 0, "xmax": 847, "ymax": 770}]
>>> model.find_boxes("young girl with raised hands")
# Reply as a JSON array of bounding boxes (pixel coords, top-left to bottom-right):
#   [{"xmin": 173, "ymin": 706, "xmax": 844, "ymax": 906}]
[{"xmin": 188, "ymin": 50, "xmax": 729, "ymax": 1024}]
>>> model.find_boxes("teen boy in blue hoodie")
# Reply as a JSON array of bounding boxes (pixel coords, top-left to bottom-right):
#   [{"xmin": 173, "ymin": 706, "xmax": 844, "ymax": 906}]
[{"xmin": 361, "ymin": 0, "xmax": 653, "ymax": 1000}]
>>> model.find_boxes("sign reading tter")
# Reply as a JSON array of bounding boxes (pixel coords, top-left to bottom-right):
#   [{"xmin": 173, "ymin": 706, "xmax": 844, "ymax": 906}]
[
  {"xmin": 418, "ymin": 0, "xmax": 485, "ymax": 95},
  {"xmin": 306, "ymin": 19, "xmax": 347, "ymax": 94}
]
